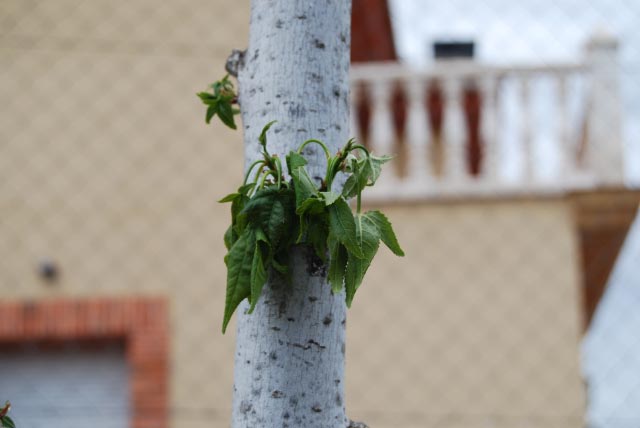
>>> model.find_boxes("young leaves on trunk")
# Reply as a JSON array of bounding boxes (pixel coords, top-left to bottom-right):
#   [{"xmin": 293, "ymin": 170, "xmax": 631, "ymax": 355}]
[
  {"xmin": 197, "ymin": 75, "xmax": 240, "ymax": 129},
  {"xmin": 221, "ymin": 186, "xmax": 296, "ymax": 332},
  {"xmin": 218, "ymin": 122, "xmax": 404, "ymax": 333},
  {"xmin": 0, "ymin": 402, "xmax": 15, "ymax": 428}
]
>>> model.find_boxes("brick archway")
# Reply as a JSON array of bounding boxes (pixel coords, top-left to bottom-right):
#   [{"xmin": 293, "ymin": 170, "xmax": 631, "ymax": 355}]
[{"xmin": 0, "ymin": 297, "xmax": 168, "ymax": 428}]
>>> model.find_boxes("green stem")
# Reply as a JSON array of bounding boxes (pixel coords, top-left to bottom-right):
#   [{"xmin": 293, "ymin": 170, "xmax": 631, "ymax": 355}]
[
  {"xmin": 273, "ymin": 156, "xmax": 283, "ymax": 188},
  {"xmin": 244, "ymin": 160, "xmax": 265, "ymax": 185},
  {"xmin": 349, "ymin": 144, "xmax": 370, "ymax": 157},
  {"xmin": 299, "ymin": 139, "xmax": 333, "ymax": 191},
  {"xmin": 326, "ymin": 141, "xmax": 364, "ymax": 191},
  {"xmin": 356, "ymin": 190, "xmax": 362, "ymax": 214},
  {"xmin": 297, "ymin": 139, "xmax": 331, "ymax": 161},
  {"xmin": 325, "ymin": 158, "xmax": 335, "ymax": 192},
  {"xmin": 253, "ymin": 163, "xmax": 268, "ymax": 186},
  {"xmin": 257, "ymin": 170, "xmax": 277, "ymax": 190}
]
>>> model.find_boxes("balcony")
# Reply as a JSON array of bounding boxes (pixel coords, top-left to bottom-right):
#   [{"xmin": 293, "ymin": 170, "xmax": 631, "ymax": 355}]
[{"xmin": 349, "ymin": 32, "xmax": 626, "ymax": 202}]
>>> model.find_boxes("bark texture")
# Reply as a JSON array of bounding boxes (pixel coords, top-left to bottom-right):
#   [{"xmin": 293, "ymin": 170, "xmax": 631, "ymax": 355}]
[{"xmin": 232, "ymin": 1, "xmax": 352, "ymax": 428}]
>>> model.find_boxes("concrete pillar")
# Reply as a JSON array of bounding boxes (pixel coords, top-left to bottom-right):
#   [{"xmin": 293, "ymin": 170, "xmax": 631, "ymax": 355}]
[{"xmin": 584, "ymin": 29, "xmax": 624, "ymax": 185}]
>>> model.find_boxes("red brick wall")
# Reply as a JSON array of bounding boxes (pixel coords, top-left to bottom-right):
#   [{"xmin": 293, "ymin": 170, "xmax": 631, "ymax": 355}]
[
  {"xmin": 0, "ymin": 297, "xmax": 169, "ymax": 428},
  {"xmin": 351, "ymin": 0, "xmax": 397, "ymax": 63}
]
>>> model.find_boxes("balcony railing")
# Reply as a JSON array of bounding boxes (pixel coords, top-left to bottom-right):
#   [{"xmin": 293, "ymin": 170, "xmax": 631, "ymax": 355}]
[{"xmin": 349, "ymin": 31, "xmax": 624, "ymax": 201}]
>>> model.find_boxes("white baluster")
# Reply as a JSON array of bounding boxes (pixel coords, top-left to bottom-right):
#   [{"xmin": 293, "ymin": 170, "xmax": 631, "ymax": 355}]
[
  {"xmin": 555, "ymin": 74, "xmax": 572, "ymax": 181},
  {"xmin": 368, "ymin": 80, "xmax": 396, "ymax": 184},
  {"xmin": 519, "ymin": 76, "xmax": 534, "ymax": 183},
  {"xmin": 405, "ymin": 78, "xmax": 430, "ymax": 181},
  {"xmin": 584, "ymin": 31, "xmax": 623, "ymax": 185},
  {"xmin": 443, "ymin": 78, "xmax": 467, "ymax": 183},
  {"xmin": 480, "ymin": 76, "xmax": 499, "ymax": 182}
]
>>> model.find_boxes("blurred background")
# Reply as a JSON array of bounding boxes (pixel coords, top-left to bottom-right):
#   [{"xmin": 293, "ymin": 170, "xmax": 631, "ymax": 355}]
[{"xmin": 1, "ymin": 0, "xmax": 639, "ymax": 427}]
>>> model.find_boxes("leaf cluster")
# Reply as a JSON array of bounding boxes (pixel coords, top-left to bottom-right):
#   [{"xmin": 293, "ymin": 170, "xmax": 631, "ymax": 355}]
[
  {"xmin": 197, "ymin": 75, "xmax": 240, "ymax": 129},
  {"xmin": 219, "ymin": 122, "xmax": 404, "ymax": 333},
  {"xmin": 0, "ymin": 402, "xmax": 15, "ymax": 428}
]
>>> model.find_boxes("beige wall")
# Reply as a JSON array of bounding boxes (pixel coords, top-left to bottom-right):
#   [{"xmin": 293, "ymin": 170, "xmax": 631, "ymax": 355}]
[
  {"xmin": 1, "ymin": 1, "xmax": 584, "ymax": 427},
  {"xmin": 347, "ymin": 199, "xmax": 585, "ymax": 427},
  {"xmin": 1, "ymin": 1, "xmax": 249, "ymax": 426}
]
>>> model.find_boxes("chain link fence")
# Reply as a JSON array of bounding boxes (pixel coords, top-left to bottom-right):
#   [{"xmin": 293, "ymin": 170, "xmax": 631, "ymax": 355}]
[{"xmin": 1, "ymin": 1, "xmax": 639, "ymax": 427}]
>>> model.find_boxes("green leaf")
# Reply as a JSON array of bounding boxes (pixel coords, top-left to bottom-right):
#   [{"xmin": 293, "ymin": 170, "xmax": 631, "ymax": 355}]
[
  {"xmin": 367, "ymin": 154, "xmax": 393, "ymax": 184},
  {"xmin": 231, "ymin": 194, "xmax": 249, "ymax": 218},
  {"xmin": 0, "ymin": 402, "xmax": 10, "ymax": 420},
  {"xmin": 364, "ymin": 210, "xmax": 404, "ymax": 256},
  {"xmin": 341, "ymin": 174, "xmax": 359, "ymax": 199},
  {"xmin": 248, "ymin": 244, "xmax": 267, "ymax": 314},
  {"xmin": 223, "ymin": 229, "xmax": 255, "ymax": 333},
  {"xmin": 231, "ymin": 194, "xmax": 250, "ymax": 233},
  {"xmin": 197, "ymin": 92, "xmax": 217, "ymax": 105},
  {"xmin": 341, "ymin": 172, "xmax": 362, "ymax": 199},
  {"xmin": 341, "ymin": 158, "xmax": 368, "ymax": 199},
  {"xmin": 205, "ymin": 105, "xmax": 217, "ymax": 124},
  {"xmin": 258, "ymin": 120, "xmax": 277, "ymax": 149},
  {"xmin": 342, "ymin": 154, "xmax": 394, "ymax": 199},
  {"xmin": 328, "ymin": 236, "xmax": 348, "ymax": 293},
  {"xmin": 238, "ymin": 183, "xmax": 256, "ymax": 195},
  {"xmin": 286, "ymin": 151, "xmax": 307, "ymax": 175},
  {"xmin": 328, "ymin": 198, "xmax": 363, "ymax": 258},
  {"xmin": 265, "ymin": 198, "xmax": 285, "ymax": 245},
  {"xmin": 241, "ymin": 187, "xmax": 292, "ymax": 247},
  {"xmin": 199, "ymin": 76, "xmax": 239, "ymax": 129},
  {"xmin": 223, "ymin": 224, "xmax": 237, "ymax": 250},
  {"xmin": 343, "ymin": 153, "xmax": 358, "ymax": 173},
  {"xmin": 219, "ymin": 183, "xmax": 255, "ymax": 204},
  {"xmin": 240, "ymin": 188, "xmax": 280, "ymax": 217},
  {"xmin": 296, "ymin": 196, "xmax": 325, "ymax": 216},
  {"xmin": 307, "ymin": 217, "xmax": 329, "ymax": 260},
  {"xmin": 345, "ymin": 214, "xmax": 380, "ymax": 306},
  {"xmin": 320, "ymin": 191, "xmax": 340, "ymax": 206},
  {"xmin": 217, "ymin": 102, "xmax": 237, "ymax": 129},
  {"xmin": 219, "ymin": 192, "xmax": 240, "ymax": 203},
  {"xmin": 2, "ymin": 415, "xmax": 15, "ymax": 428},
  {"xmin": 291, "ymin": 166, "xmax": 318, "ymax": 208},
  {"xmin": 220, "ymin": 93, "xmax": 235, "ymax": 104}
]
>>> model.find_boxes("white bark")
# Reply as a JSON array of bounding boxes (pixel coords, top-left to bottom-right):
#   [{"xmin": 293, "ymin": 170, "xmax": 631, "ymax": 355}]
[{"xmin": 232, "ymin": 2, "xmax": 352, "ymax": 427}]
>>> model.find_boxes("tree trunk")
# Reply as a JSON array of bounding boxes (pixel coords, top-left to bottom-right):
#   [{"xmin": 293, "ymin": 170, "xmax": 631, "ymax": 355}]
[{"xmin": 232, "ymin": 1, "xmax": 352, "ymax": 428}]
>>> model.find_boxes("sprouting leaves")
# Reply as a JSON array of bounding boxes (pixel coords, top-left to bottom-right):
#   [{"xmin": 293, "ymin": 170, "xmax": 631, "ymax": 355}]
[
  {"xmin": 327, "ymin": 235, "xmax": 348, "ymax": 293},
  {"xmin": 197, "ymin": 74, "xmax": 240, "ymax": 129},
  {"xmin": 342, "ymin": 153, "xmax": 393, "ymax": 199},
  {"xmin": 220, "ymin": 186, "xmax": 296, "ymax": 333},
  {"xmin": 345, "ymin": 213, "xmax": 380, "ymax": 306},
  {"xmin": 0, "ymin": 416, "xmax": 14, "ymax": 428},
  {"xmin": 223, "ymin": 229, "xmax": 255, "ymax": 332},
  {"xmin": 0, "ymin": 401, "xmax": 15, "ymax": 428},
  {"xmin": 219, "ymin": 122, "xmax": 404, "ymax": 333},
  {"xmin": 363, "ymin": 210, "xmax": 405, "ymax": 256},
  {"xmin": 328, "ymin": 198, "xmax": 363, "ymax": 258}
]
